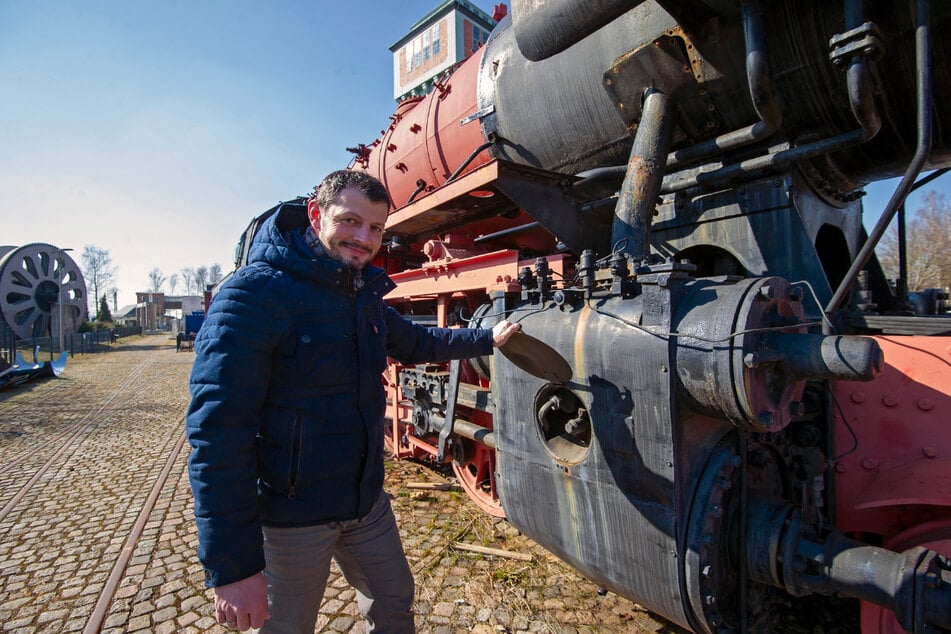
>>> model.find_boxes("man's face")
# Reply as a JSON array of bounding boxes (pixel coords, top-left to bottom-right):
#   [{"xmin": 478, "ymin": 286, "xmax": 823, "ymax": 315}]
[{"xmin": 311, "ymin": 187, "xmax": 388, "ymax": 270}]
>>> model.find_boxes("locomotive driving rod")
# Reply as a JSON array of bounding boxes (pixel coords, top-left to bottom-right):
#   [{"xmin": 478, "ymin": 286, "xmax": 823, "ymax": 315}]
[
  {"xmin": 745, "ymin": 499, "xmax": 951, "ymax": 632},
  {"xmin": 425, "ymin": 412, "xmax": 496, "ymax": 451}
]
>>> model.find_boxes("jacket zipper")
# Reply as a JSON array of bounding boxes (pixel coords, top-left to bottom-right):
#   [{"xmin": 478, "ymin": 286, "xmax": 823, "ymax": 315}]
[{"xmin": 288, "ymin": 416, "xmax": 302, "ymax": 500}]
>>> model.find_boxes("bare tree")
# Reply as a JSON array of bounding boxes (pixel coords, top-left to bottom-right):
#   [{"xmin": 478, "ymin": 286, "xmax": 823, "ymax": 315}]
[
  {"xmin": 208, "ymin": 263, "xmax": 223, "ymax": 286},
  {"xmin": 148, "ymin": 267, "xmax": 167, "ymax": 293},
  {"xmin": 81, "ymin": 245, "xmax": 116, "ymax": 318},
  {"xmin": 194, "ymin": 266, "xmax": 208, "ymax": 293},
  {"xmin": 181, "ymin": 267, "xmax": 195, "ymax": 294},
  {"xmin": 168, "ymin": 273, "xmax": 179, "ymax": 294},
  {"xmin": 878, "ymin": 191, "xmax": 951, "ymax": 291}
]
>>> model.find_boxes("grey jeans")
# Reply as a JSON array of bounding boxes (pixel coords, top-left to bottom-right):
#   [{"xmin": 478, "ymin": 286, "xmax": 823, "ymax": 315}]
[{"xmin": 257, "ymin": 493, "xmax": 415, "ymax": 633}]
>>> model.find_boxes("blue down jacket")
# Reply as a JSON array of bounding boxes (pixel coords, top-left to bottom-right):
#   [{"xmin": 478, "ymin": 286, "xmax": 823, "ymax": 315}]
[{"xmin": 186, "ymin": 206, "xmax": 494, "ymax": 587}]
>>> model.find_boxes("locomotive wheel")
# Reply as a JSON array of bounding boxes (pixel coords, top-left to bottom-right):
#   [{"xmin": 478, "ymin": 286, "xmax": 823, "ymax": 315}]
[
  {"xmin": 0, "ymin": 244, "xmax": 87, "ymax": 340},
  {"xmin": 860, "ymin": 519, "xmax": 951, "ymax": 633},
  {"xmin": 452, "ymin": 440, "xmax": 504, "ymax": 518}
]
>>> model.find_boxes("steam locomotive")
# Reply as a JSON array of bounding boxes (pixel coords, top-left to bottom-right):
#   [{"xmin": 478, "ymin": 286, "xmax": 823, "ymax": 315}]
[{"xmin": 234, "ymin": 1, "xmax": 951, "ymax": 631}]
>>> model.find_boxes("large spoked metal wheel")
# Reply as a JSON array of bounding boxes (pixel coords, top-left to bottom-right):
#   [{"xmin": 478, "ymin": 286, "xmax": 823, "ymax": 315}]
[
  {"xmin": 0, "ymin": 244, "xmax": 87, "ymax": 340},
  {"xmin": 452, "ymin": 440, "xmax": 505, "ymax": 518}
]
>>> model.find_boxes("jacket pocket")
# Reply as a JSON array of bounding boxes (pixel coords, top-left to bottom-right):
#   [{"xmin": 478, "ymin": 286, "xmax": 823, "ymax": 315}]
[
  {"xmin": 368, "ymin": 317, "xmax": 389, "ymax": 377},
  {"xmin": 257, "ymin": 409, "xmax": 299, "ymax": 498},
  {"xmin": 287, "ymin": 416, "xmax": 303, "ymax": 500},
  {"xmin": 295, "ymin": 321, "xmax": 350, "ymax": 388}
]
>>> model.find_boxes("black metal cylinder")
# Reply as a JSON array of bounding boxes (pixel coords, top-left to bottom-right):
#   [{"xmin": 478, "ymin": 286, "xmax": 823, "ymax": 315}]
[
  {"xmin": 480, "ymin": 2, "xmax": 951, "ymax": 189},
  {"xmin": 511, "ymin": 0, "xmax": 647, "ymax": 61}
]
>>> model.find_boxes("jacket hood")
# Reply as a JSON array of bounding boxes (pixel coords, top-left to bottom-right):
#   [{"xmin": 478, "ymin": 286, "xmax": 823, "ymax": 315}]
[{"xmin": 247, "ymin": 201, "xmax": 392, "ymax": 292}]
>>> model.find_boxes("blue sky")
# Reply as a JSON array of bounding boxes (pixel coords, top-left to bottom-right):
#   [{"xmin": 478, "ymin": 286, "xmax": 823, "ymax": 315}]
[
  {"xmin": 1, "ymin": 1, "xmax": 946, "ymax": 310},
  {"xmin": 1, "ymin": 0, "xmax": 504, "ymax": 309}
]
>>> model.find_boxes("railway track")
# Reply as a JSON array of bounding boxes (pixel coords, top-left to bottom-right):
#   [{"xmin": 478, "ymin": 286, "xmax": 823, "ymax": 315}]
[
  {"xmin": 0, "ymin": 358, "xmax": 156, "ymax": 520},
  {"xmin": 0, "ymin": 336, "xmax": 195, "ymax": 633}
]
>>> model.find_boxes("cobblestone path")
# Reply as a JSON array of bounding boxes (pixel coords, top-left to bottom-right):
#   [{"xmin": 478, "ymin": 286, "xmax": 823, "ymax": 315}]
[{"xmin": 0, "ymin": 335, "xmax": 681, "ymax": 633}]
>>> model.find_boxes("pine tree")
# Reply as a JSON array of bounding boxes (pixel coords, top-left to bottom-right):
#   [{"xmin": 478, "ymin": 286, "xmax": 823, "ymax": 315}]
[{"xmin": 97, "ymin": 295, "xmax": 113, "ymax": 323}]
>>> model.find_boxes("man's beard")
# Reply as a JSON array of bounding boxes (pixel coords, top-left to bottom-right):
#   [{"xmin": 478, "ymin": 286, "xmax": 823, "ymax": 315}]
[{"xmin": 326, "ymin": 239, "xmax": 370, "ymax": 271}]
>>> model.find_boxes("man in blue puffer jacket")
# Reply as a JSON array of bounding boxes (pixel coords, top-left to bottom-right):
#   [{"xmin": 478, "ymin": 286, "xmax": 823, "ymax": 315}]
[{"xmin": 186, "ymin": 170, "xmax": 520, "ymax": 633}]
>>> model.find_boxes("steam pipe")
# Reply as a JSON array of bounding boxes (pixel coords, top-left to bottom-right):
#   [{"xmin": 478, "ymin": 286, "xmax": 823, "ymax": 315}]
[
  {"xmin": 898, "ymin": 202, "xmax": 908, "ymax": 303},
  {"xmin": 473, "ymin": 221, "xmax": 540, "ymax": 244},
  {"xmin": 405, "ymin": 179, "xmax": 427, "ymax": 205},
  {"xmin": 897, "ymin": 168, "xmax": 948, "ymax": 307},
  {"xmin": 445, "ymin": 138, "xmax": 497, "ymax": 184},
  {"xmin": 405, "ymin": 138, "xmax": 498, "ymax": 206},
  {"xmin": 663, "ymin": 0, "xmax": 885, "ymax": 195},
  {"xmin": 611, "ymin": 88, "xmax": 675, "ymax": 260},
  {"xmin": 825, "ymin": 0, "xmax": 932, "ymax": 328},
  {"xmin": 511, "ymin": 0, "xmax": 647, "ymax": 62},
  {"xmin": 661, "ymin": 127, "xmax": 868, "ymax": 193},
  {"xmin": 574, "ymin": 166, "xmax": 627, "ymax": 186},
  {"xmin": 666, "ymin": 0, "xmax": 782, "ymax": 170},
  {"xmin": 578, "ymin": 1, "xmax": 782, "ymax": 186},
  {"xmin": 842, "ymin": 0, "xmax": 882, "ymax": 141}
]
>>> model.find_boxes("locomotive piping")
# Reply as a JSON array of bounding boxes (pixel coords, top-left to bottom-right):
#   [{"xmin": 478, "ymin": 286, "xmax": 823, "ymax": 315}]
[
  {"xmin": 840, "ymin": 21, "xmax": 882, "ymax": 141},
  {"xmin": 405, "ymin": 179, "xmax": 427, "ymax": 206},
  {"xmin": 611, "ymin": 87, "xmax": 674, "ymax": 260},
  {"xmin": 511, "ymin": 0, "xmax": 649, "ymax": 62},
  {"xmin": 472, "ymin": 221, "xmax": 541, "ymax": 244},
  {"xmin": 661, "ymin": 126, "xmax": 871, "ymax": 193},
  {"xmin": 665, "ymin": 0, "xmax": 782, "ymax": 170},
  {"xmin": 577, "ymin": 0, "xmax": 784, "ymax": 186},
  {"xmin": 896, "ymin": 168, "xmax": 950, "ymax": 302},
  {"xmin": 825, "ymin": 0, "xmax": 932, "ymax": 327},
  {"xmin": 662, "ymin": 0, "xmax": 888, "ymax": 194}
]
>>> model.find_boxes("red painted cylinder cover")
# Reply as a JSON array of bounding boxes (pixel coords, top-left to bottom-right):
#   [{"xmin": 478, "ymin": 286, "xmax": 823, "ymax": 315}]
[{"xmin": 356, "ymin": 47, "xmax": 490, "ymax": 209}]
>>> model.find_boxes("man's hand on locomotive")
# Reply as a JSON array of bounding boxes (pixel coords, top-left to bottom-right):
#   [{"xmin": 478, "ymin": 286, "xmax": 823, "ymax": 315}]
[{"xmin": 492, "ymin": 319, "xmax": 521, "ymax": 347}]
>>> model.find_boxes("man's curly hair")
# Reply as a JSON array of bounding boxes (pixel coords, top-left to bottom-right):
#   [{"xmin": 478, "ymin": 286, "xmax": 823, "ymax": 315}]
[{"xmin": 313, "ymin": 170, "xmax": 391, "ymax": 210}]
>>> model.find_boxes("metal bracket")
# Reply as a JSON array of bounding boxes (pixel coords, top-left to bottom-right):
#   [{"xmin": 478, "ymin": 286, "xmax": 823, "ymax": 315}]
[
  {"xmin": 437, "ymin": 358, "xmax": 461, "ymax": 462},
  {"xmin": 829, "ymin": 22, "xmax": 884, "ymax": 65}
]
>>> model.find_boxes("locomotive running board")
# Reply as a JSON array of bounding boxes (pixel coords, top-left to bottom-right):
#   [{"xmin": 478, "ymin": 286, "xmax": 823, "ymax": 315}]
[{"xmin": 384, "ymin": 159, "xmax": 613, "ymax": 257}]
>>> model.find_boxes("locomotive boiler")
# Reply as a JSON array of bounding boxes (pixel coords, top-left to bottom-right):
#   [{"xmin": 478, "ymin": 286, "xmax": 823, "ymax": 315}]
[{"xmin": 234, "ymin": 0, "xmax": 951, "ymax": 631}]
